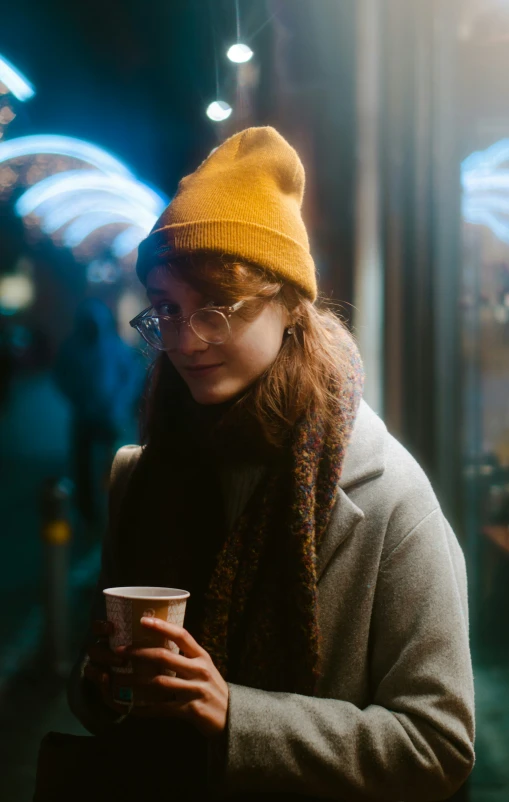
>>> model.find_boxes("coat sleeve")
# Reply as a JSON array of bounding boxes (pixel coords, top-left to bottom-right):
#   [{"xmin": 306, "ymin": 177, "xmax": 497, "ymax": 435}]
[
  {"xmin": 66, "ymin": 446, "xmax": 140, "ymax": 734},
  {"xmin": 211, "ymin": 508, "xmax": 475, "ymax": 801}
]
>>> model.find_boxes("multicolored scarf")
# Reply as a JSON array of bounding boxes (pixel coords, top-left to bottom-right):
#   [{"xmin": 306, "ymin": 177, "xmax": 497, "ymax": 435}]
[
  {"xmin": 199, "ymin": 330, "xmax": 364, "ymax": 696},
  {"xmin": 116, "ymin": 327, "xmax": 364, "ymax": 698}
]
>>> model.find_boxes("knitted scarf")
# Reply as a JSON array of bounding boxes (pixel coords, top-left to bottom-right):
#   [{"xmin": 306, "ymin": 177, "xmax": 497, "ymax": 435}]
[
  {"xmin": 199, "ymin": 330, "xmax": 364, "ymax": 696},
  {"xmin": 117, "ymin": 327, "xmax": 364, "ymax": 698}
]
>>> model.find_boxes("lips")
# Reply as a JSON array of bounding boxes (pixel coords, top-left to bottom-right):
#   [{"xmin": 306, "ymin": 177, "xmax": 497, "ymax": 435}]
[{"xmin": 184, "ymin": 363, "xmax": 223, "ymax": 374}]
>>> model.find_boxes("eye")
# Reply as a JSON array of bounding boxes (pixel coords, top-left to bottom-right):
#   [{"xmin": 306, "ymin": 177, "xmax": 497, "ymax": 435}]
[{"xmin": 155, "ymin": 302, "xmax": 179, "ymax": 316}]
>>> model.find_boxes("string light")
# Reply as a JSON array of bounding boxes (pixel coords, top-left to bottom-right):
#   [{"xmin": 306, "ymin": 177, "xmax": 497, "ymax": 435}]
[
  {"xmin": 40, "ymin": 192, "xmax": 153, "ymax": 234},
  {"xmin": 63, "ymin": 212, "xmax": 135, "ymax": 248},
  {"xmin": 206, "ymin": 100, "xmax": 232, "ymax": 122},
  {"xmin": 0, "ymin": 54, "xmax": 35, "ymax": 101},
  {"xmin": 462, "ymin": 138, "xmax": 509, "ymax": 244},
  {"xmin": 16, "ymin": 169, "xmax": 164, "ymax": 217},
  {"xmin": 0, "ymin": 135, "xmax": 131, "ymax": 175},
  {"xmin": 227, "ymin": 43, "xmax": 253, "ymax": 63},
  {"xmin": 0, "ymin": 133, "xmax": 167, "ymax": 262},
  {"xmin": 112, "ymin": 226, "xmax": 148, "ymax": 258}
]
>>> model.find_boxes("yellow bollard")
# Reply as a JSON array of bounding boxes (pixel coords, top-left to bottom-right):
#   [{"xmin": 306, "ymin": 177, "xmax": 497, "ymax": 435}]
[{"xmin": 40, "ymin": 479, "xmax": 73, "ymax": 676}]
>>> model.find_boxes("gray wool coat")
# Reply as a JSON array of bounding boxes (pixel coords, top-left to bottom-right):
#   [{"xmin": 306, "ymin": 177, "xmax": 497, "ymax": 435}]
[{"xmin": 68, "ymin": 400, "xmax": 475, "ymax": 801}]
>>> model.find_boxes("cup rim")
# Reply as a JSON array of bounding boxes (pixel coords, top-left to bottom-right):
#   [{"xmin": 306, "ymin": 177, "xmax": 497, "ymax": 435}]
[{"xmin": 103, "ymin": 586, "xmax": 190, "ymax": 601}]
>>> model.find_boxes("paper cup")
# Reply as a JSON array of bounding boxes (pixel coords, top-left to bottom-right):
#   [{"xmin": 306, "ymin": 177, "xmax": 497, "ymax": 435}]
[{"xmin": 103, "ymin": 586, "xmax": 190, "ymax": 706}]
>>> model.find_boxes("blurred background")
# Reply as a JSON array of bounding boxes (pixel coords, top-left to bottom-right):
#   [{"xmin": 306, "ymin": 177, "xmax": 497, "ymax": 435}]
[{"xmin": 0, "ymin": 0, "xmax": 508, "ymax": 799}]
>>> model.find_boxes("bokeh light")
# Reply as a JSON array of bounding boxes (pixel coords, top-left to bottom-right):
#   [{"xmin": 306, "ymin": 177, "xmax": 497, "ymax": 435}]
[
  {"xmin": 0, "ymin": 135, "xmax": 167, "ymax": 263},
  {"xmin": 0, "ymin": 274, "xmax": 35, "ymax": 314},
  {"xmin": 227, "ymin": 43, "xmax": 253, "ymax": 63},
  {"xmin": 0, "ymin": 54, "xmax": 35, "ymax": 101},
  {"xmin": 462, "ymin": 139, "xmax": 509, "ymax": 244},
  {"xmin": 206, "ymin": 100, "xmax": 233, "ymax": 122}
]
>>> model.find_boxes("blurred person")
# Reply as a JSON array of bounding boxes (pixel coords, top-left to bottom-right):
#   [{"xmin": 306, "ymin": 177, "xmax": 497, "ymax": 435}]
[
  {"xmin": 65, "ymin": 128, "xmax": 474, "ymax": 801},
  {"xmin": 54, "ymin": 298, "xmax": 143, "ymax": 533}
]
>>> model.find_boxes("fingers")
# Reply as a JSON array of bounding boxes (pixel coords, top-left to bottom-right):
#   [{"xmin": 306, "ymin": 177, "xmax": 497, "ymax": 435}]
[
  {"xmin": 117, "ymin": 646, "xmax": 194, "ymax": 679},
  {"xmin": 129, "ymin": 676, "xmax": 194, "ymax": 707},
  {"xmin": 139, "ymin": 617, "xmax": 203, "ymax": 659},
  {"xmin": 131, "ymin": 673, "xmax": 194, "ymax": 696}
]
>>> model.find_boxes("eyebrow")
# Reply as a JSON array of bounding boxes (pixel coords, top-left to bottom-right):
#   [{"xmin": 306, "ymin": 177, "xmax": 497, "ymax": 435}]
[{"xmin": 146, "ymin": 287, "xmax": 168, "ymax": 297}]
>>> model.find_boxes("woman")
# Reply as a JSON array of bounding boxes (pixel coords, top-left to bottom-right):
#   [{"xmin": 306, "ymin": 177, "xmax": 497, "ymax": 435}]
[{"xmin": 68, "ymin": 127, "xmax": 475, "ymax": 800}]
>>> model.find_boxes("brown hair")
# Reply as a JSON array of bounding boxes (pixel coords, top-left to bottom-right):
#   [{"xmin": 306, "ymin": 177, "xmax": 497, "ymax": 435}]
[{"xmin": 140, "ymin": 253, "xmax": 355, "ymax": 450}]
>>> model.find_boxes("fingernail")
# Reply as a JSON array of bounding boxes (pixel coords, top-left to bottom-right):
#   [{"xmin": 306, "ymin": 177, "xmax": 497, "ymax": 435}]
[{"xmin": 141, "ymin": 616, "xmax": 155, "ymax": 624}]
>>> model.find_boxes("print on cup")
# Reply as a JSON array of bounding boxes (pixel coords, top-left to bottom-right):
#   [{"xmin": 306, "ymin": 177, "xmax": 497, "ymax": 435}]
[{"xmin": 103, "ymin": 586, "xmax": 190, "ymax": 706}]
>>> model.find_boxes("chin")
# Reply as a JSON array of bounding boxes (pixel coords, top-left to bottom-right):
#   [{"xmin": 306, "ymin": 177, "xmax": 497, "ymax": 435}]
[
  {"xmin": 189, "ymin": 385, "xmax": 238, "ymax": 405},
  {"xmin": 188, "ymin": 378, "xmax": 247, "ymax": 405}
]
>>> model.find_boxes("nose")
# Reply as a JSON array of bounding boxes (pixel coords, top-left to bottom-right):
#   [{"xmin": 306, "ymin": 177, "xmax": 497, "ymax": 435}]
[{"xmin": 174, "ymin": 320, "xmax": 208, "ymax": 357}]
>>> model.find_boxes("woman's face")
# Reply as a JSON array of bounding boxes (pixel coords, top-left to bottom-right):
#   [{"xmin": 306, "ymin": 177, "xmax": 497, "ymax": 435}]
[{"xmin": 146, "ymin": 266, "xmax": 289, "ymax": 405}]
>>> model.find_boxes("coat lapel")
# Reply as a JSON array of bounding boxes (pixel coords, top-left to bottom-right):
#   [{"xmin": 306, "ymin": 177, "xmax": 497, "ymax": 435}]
[
  {"xmin": 316, "ymin": 401, "xmax": 387, "ymax": 583},
  {"xmin": 316, "ymin": 488, "xmax": 365, "ymax": 582}
]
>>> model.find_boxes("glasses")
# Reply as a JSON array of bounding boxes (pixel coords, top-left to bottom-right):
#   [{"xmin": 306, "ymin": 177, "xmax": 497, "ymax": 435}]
[{"xmin": 129, "ymin": 301, "xmax": 245, "ymax": 350}]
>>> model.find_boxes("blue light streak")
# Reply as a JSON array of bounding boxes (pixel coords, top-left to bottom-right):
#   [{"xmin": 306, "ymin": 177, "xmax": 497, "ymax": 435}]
[
  {"xmin": 40, "ymin": 192, "xmax": 157, "ymax": 235},
  {"xmin": 0, "ymin": 54, "xmax": 35, "ymax": 101},
  {"xmin": 63, "ymin": 212, "xmax": 135, "ymax": 248},
  {"xmin": 112, "ymin": 226, "xmax": 147, "ymax": 258},
  {"xmin": 462, "ymin": 138, "xmax": 509, "ymax": 244},
  {"xmin": 0, "ymin": 133, "xmax": 167, "ymax": 261},
  {"xmin": 16, "ymin": 169, "xmax": 165, "ymax": 217},
  {"xmin": 0, "ymin": 136, "xmax": 132, "ymax": 176}
]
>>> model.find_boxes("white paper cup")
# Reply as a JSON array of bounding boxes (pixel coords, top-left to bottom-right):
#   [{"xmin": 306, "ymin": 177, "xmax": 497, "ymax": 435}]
[{"xmin": 103, "ymin": 586, "xmax": 190, "ymax": 706}]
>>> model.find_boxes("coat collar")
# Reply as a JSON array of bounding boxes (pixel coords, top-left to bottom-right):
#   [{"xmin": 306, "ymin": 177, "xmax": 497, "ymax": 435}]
[
  {"xmin": 339, "ymin": 400, "xmax": 387, "ymax": 489},
  {"xmin": 316, "ymin": 400, "xmax": 386, "ymax": 581}
]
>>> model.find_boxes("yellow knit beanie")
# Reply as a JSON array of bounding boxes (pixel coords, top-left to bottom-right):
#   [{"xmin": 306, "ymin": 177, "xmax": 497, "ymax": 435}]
[{"xmin": 136, "ymin": 126, "xmax": 317, "ymax": 301}]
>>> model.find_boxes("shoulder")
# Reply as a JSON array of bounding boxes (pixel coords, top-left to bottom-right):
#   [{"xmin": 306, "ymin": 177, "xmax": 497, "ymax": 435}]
[
  {"xmin": 110, "ymin": 444, "xmax": 143, "ymax": 490},
  {"xmin": 342, "ymin": 401, "xmax": 442, "ymax": 556},
  {"xmin": 108, "ymin": 445, "xmax": 143, "ymax": 539}
]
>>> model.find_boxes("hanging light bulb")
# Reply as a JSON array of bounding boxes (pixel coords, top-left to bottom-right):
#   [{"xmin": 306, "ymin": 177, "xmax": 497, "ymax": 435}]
[
  {"xmin": 206, "ymin": 101, "xmax": 232, "ymax": 122},
  {"xmin": 227, "ymin": 43, "xmax": 253, "ymax": 63}
]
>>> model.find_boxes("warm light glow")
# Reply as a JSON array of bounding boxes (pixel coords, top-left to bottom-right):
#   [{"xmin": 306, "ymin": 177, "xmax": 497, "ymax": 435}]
[
  {"xmin": 0, "ymin": 166, "xmax": 17, "ymax": 190},
  {"xmin": 0, "ymin": 106, "xmax": 15, "ymax": 124},
  {"xmin": 0, "ymin": 55, "xmax": 35, "ymax": 101},
  {"xmin": 0, "ymin": 274, "xmax": 35, "ymax": 312},
  {"xmin": 206, "ymin": 101, "xmax": 232, "ymax": 122},
  {"xmin": 227, "ymin": 43, "xmax": 253, "ymax": 63}
]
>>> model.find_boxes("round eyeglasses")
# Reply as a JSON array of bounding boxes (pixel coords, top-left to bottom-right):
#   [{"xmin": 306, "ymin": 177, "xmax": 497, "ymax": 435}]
[{"xmin": 129, "ymin": 301, "xmax": 245, "ymax": 350}]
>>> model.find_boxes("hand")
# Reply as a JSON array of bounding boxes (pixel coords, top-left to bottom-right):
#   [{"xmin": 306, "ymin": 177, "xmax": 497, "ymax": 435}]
[
  {"xmin": 84, "ymin": 620, "xmax": 128, "ymax": 716},
  {"xmin": 115, "ymin": 617, "xmax": 229, "ymax": 738}
]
